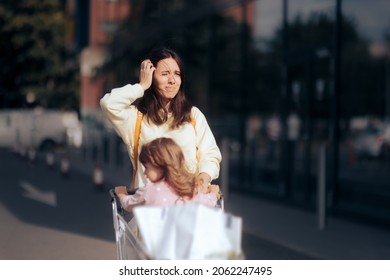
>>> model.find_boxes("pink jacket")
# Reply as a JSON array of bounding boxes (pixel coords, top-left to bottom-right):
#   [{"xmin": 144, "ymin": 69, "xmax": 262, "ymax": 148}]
[{"xmin": 119, "ymin": 180, "xmax": 217, "ymax": 212}]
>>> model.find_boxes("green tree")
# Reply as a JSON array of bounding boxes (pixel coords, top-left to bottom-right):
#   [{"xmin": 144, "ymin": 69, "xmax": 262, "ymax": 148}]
[{"xmin": 0, "ymin": 0, "xmax": 79, "ymax": 110}]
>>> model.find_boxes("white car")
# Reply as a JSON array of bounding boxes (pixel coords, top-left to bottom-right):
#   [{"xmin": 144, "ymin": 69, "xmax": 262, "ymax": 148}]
[
  {"xmin": 353, "ymin": 127, "xmax": 389, "ymax": 159},
  {"xmin": 0, "ymin": 109, "xmax": 82, "ymax": 151}
]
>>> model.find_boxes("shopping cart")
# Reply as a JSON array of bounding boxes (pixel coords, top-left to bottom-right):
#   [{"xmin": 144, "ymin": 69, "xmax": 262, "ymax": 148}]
[
  {"xmin": 110, "ymin": 189, "xmax": 150, "ymax": 259},
  {"xmin": 109, "ymin": 188, "xmax": 237, "ymax": 260}
]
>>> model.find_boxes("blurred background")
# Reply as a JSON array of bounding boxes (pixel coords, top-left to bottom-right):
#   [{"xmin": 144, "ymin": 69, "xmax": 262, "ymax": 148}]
[{"xmin": 1, "ymin": 0, "xmax": 390, "ymax": 259}]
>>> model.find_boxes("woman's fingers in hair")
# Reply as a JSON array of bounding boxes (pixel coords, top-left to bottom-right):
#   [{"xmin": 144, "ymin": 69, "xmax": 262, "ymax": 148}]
[
  {"xmin": 141, "ymin": 59, "xmax": 153, "ymax": 70},
  {"xmin": 139, "ymin": 60, "xmax": 155, "ymax": 91}
]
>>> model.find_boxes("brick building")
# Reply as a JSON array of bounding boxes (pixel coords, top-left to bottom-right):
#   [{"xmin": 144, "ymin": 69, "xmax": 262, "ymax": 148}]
[{"xmin": 79, "ymin": 0, "xmax": 131, "ymax": 121}]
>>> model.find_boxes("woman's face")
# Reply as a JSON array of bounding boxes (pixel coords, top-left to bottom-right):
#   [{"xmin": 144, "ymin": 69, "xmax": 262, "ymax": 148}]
[
  {"xmin": 143, "ymin": 163, "xmax": 164, "ymax": 183},
  {"xmin": 153, "ymin": 57, "xmax": 182, "ymax": 102}
]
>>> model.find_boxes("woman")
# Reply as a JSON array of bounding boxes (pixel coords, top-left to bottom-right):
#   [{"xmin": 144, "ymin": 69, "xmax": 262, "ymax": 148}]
[
  {"xmin": 100, "ymin": 47, "xmax": 221, "ymax": 192},
  {"xmin": 115, "ymin": 137, "xmax": 220, "ymax": 212}
]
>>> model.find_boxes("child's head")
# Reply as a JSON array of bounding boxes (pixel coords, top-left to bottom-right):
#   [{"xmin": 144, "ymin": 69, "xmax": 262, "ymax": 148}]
[{"xmin": 139, "ymin": 137, "xmax": 196, "ymax": 198}]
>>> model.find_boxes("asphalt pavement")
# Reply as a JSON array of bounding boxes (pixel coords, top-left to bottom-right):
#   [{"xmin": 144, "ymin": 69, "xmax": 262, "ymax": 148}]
[{"xmin": 0, "ymin": 148, "xmax": 116, "ymax": 260}]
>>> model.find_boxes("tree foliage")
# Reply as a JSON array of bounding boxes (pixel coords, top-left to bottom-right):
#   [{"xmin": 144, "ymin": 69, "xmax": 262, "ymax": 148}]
[{"xmin": 0, "ymin": 0, "xmax": 79, "ymax": 110}]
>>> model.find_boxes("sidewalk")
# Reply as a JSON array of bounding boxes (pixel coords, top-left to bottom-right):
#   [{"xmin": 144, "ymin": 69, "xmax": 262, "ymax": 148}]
[
  {"xmin": 227, "ymin": 194, "xmax": 390, "ymax": 259},
  {"xmin": 65, "ymin": 148, "xmax": 390, "ymax": 260}
]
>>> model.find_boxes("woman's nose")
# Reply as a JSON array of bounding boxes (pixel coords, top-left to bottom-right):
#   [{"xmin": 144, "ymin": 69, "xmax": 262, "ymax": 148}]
[{"xmin": 168, "ymin": 74, "xmax": 176, "ymax": 83}]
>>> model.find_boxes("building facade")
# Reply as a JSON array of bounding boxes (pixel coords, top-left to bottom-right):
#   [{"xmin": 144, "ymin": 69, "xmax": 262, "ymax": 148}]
[{"xmin": 79, "ymin": 0, "xmax": 131, "ymax": 121}]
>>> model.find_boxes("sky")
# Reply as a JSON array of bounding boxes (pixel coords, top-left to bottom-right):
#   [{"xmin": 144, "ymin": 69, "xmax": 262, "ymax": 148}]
[{"xmin": 253, "ymin": 0, "xmax": 390, "ymax": 43}]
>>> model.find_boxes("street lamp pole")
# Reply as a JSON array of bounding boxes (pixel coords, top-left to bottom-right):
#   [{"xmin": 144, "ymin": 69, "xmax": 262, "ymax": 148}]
[
  {"xmin": 329, "ymin": 0, "xmax": 342, "ymax": 207},
  {"xmin": 280, "ymin": 0, "xmax": 291, "ymax": 197},
  {"xmin": 239, "ymin": 0, "xmax": 249, "ymax": 186}
]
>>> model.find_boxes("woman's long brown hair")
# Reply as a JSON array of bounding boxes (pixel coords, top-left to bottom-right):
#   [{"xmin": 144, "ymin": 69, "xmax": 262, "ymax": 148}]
[
  {"xmin": 139, "ymin": 137, "xmax": 196, "ymax": 199},
  {"xmin": 136, "ymin": 47, "xmax": 192, "ymax": 129}
]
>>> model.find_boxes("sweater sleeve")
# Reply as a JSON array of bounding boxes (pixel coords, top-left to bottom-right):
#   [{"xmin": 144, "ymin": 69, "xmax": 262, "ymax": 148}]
[
  {"xmin": 191, "ymin": 107, "xmax": 222, "ymax": 181},
  {"xmin": 100, "ymin": 83, "xmax": 144, "ymax": 145},
  {"xmin": 119, "ymin": 187, "xmax": 147, "ymax": 212}
]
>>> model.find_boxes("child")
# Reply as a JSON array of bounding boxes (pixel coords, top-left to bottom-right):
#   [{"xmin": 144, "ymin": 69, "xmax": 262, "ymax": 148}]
[{"xmin": 115, "ymin": 137, "xmax": 220, "ymax": 212}]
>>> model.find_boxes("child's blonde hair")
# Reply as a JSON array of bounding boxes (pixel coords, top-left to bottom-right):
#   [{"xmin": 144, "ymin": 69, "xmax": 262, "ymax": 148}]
[{"xmin": 139, "ymin": 137, "xmax": 196, "ymax": 199}]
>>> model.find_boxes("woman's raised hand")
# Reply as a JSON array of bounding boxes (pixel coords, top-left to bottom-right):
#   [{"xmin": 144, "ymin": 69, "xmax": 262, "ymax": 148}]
[{"xmin": 139, "ymin": 59, "xmax": 155, "ymax": 91}]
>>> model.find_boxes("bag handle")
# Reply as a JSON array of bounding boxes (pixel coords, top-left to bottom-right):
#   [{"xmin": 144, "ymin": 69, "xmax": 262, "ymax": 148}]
[{"xmin": 131, "ymin": 111, "xmax": 144, "ymax": 189}]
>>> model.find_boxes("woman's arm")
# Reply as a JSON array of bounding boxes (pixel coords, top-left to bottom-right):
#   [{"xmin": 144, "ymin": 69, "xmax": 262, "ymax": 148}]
[
  {"xmin": 100, "ymin": 84, "xmax": 144, "ymax": 145},
  {"xmin": 100, "ymin": 60, "xmax": 153, "ymax": 121},
  {"xmin": 100, "ymin": 60, "xmax": 154, "ymax": 145},
  {"xmin": 192, "ymin": 107, "xmax": 222, "ymax": 182}
]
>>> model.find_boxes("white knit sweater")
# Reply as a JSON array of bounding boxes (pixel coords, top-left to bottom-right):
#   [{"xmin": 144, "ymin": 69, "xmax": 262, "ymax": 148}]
[{"xmin": 100, "ymin": 83, "xmax": 222, "ymax": 188}]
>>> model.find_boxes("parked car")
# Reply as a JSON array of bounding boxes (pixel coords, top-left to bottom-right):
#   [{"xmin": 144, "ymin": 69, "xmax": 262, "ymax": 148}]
[
  {"xmin": 0, "ymin": 108, "xmax": 82, "ymax": 151},
  {"xmin": 353, "ymin": 127, "xmax": 390, "ymax": 159}
]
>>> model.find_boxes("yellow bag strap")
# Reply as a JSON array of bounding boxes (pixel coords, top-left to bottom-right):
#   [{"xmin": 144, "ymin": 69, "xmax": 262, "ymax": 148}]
[
  {"xmin": 131, "ymin": 111, "xmax": 144, "ymax": 188},
  {"xmin": 131, "ymin": 111, "xmax": 196, "ymax": 188}
]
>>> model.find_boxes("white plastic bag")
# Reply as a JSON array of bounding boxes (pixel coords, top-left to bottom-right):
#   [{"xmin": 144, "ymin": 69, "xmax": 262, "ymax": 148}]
[{"xmin": 133, "ymin": 203, "xmax": 243, "ymax": 259}]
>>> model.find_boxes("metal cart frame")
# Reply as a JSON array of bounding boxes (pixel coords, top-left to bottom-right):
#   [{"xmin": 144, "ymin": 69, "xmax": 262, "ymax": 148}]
[{"xmin": 110, "ymin": 188, "xmax": 226, "ymax": 260}]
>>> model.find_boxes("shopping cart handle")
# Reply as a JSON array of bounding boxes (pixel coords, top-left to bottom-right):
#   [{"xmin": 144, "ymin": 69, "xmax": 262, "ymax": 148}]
[
  {"xmin": 109, "ymin": 188, "xmax": 137, "ymax": 205},
  {"xmin": 109, "ymin": 188, "xmax": 116, "ymax": 200},
  {"xmin": 109, "ymin": 188, "xmax": 125, "ymax": 214}
]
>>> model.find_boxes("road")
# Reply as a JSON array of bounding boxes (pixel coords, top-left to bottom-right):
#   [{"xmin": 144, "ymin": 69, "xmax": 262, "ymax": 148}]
[
  {"xmin": 0, "ymin": 148, "xmax": 116, "ymax": 259},
  {"xmin": 0, "ymin": 148, "xmax": 315, "ymax": 260}
]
